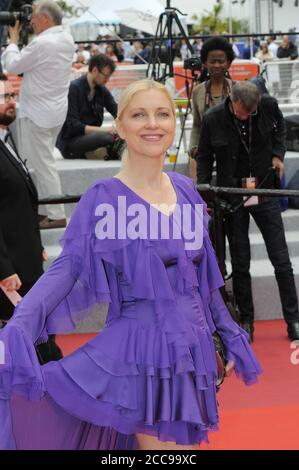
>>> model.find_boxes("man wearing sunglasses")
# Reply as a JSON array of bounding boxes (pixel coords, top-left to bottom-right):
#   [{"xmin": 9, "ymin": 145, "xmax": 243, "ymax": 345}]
[
  {"xmin": 197, "ymin": 81, "xmax": 299, "ymax": 342},
  {"xmin": 56, "ymin": 54, "xmax": 118, "ymax": 161}
]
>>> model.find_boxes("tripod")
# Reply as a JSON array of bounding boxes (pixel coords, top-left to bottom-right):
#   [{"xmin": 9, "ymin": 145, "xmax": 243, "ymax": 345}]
[
  {"xmin": 146, "ymin": 1, "xmax": 199, "ymax": 170},
  {"xmin": 147, "ymin": 0, "xmax": 194, "ymax": 82}
]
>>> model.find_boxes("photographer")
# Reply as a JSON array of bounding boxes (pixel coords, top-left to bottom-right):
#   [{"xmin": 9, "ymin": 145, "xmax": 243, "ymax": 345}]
[
  {"xmin": 197, "ymin": 81, "xmax": 299, "ymax": 342},
  {"xmin": 3, "ymin": 0, "xmax": 75, "ymax": 230}
]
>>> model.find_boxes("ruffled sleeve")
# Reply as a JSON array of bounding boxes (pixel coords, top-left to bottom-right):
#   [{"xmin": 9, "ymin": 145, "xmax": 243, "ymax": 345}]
[
  {"xmin": 3, "ymin": 182, "xmax": 112, "ymax": 345},
  {"xmin": 193, "ymin": 186, "xmax": 262, "ymax": 384},
  {"xmin": 171, "ymin": 173, "xmax": 262, "ymax": 384},
  {"xmin": 209, "ymin": 290, "xmax": 262, "ymax": 384}
]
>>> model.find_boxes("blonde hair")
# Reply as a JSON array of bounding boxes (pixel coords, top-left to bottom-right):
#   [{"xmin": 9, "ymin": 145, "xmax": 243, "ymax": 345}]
[{"xmin": 117, "ymin": 79, "xmax": 176, "ymax": 121}]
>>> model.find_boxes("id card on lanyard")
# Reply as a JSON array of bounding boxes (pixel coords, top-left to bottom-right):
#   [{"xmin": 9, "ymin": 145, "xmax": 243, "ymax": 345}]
[
  {"xmin": 242, "ymin": 176, "xmax": 259, "ymax": 207},
  {"xmin": 234, "ymin": 115, "xmax": 259, "ymax": 207}
]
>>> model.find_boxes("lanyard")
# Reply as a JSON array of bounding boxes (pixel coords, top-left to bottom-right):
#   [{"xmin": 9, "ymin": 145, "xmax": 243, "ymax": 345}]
[{"xmin": 233, "ymin": 114, "xmax": 253, "ymax": 175}]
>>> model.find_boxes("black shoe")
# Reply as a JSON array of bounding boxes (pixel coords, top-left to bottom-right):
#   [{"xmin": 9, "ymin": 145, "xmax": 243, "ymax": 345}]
[
  {"xmin": 241, "ymin": 322, "xmax": 254, "ymax": 343},
  {"xmin": 287, "ymin": 322, "xmax": 299, "ymax": 341}
]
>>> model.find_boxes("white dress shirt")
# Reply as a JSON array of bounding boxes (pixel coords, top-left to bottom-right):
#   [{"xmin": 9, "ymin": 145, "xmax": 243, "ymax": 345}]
[
  {"xmin": 3, "ymin": 26, "xmax": 75, "ymax": 128},
  {"xmin": 0, "ymin": 128, "xmax": 7, "ymax": 142},
  {"xmin": 268, "ymin": 42, "xmax": 278, "ymax": 58}
]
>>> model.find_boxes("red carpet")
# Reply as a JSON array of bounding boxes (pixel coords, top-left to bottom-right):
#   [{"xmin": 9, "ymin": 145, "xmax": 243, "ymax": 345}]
[{"xmin": 56, "ymin": 320, "xmax": 299, "ymax": 450}]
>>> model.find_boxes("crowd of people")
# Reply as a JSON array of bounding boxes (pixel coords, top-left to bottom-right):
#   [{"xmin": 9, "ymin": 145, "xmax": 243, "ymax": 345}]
[
  {"xmin": 0, "ymin": 0, "xmax": 299, "ymax": 452},
  {"xmin": 69, "ymin": 31, "xmax": 299, "ymax": 67}
]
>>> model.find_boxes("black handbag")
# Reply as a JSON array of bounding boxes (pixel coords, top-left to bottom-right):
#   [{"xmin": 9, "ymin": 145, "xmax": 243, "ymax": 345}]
[{"xmin": 212, "ymin": 331, "xmax": 227, "ymax": 390}]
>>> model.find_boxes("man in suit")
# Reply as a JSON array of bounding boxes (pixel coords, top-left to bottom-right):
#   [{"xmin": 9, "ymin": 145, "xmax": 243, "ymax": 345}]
[{"xmin": 0, "ymin": 77, "xmax": 62, "ymax": 363}]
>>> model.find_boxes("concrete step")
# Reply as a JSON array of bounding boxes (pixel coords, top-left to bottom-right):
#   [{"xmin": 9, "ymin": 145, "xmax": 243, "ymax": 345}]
[
  {"xmin": 248, "ymin": 208, "xmax": 299, "ymax": 233},
  {"xmin": 284, "ymin": 150, "xmax": 299, "ymax": 185},
  {"xmin": 225, "ymin": 274, "xmax": 299, "ymax": 322},
  {"xmin": 41, "ymin": 226, "xmax": 65, "ymax": 248},
  {"xmin": 226, "ymin": 256, "xmax": 299, "ymax": 277},
  {"xmin": 226, "ymin": 230, "xmax": 299, "ymax": 260},
  {"xmin": 43, "ymin": 245, "xmax": 62, "ymax": 270}
]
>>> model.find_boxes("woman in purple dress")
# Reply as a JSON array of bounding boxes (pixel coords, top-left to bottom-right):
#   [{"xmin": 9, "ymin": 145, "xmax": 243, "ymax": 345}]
[{"xmin": 0, "ymin": 79, "xmax": 261, "ymax": 450}]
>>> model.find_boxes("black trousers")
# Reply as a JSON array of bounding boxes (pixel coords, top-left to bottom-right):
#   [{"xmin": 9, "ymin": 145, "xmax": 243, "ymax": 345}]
[
  {"xmin": 225, "ymin": 198, "xmax": 299, "ymax": 325},
  {"xmin": 0, "ymin": 282, "xmax": 63, "ymax": 364},
  {"xmin": 62, "ymin": 132, "xmax": 114, "ymax": 159}
]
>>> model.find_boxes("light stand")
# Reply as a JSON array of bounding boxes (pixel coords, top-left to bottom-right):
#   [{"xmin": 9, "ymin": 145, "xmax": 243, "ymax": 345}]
[
  {"xmin": 146, "ymin": 1, "xmax": 201, "ymax": 170},
  {"xmin": 146, "ymin": 0, "xmax": 194, "ymax": 82}
]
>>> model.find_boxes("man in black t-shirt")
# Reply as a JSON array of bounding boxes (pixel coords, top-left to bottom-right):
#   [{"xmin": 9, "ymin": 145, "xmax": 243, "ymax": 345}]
[{"xmin": 57, "ymin": 54, "xmax": 118, "ymax": 160}]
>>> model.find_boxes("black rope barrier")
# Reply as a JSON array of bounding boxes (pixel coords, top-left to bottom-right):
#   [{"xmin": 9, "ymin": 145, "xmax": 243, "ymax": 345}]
[{"xmin": 38, "ymin": 186, "xmax": 299, "ymax": 206}]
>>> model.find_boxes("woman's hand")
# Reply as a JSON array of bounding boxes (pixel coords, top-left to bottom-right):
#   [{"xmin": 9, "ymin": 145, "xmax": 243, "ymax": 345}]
[
  {"xmin": 0, "ymin": 274, "xmax": 22, "ymax": 292},
  {"xmin": 225, "ymin": 360, "xmax": 235, "ymax": 377},
  {"xmin": 272, "ymin": 156, "xmax": 284, "ymax": 179}
]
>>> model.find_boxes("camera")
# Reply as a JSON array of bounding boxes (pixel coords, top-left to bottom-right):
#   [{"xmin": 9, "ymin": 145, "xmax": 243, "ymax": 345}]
[
  {"xmin": 183, "ymin": 56, "xmax": 202, "ymax": 72},
  {"xmin": 0, "ymin": 4, "xmax": 32, "ymax": 27}
]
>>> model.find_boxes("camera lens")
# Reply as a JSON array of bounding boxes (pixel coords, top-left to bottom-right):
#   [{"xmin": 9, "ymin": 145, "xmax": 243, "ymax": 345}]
[{"xmin": 0, "ymin": 12, "xmax": 17, "ymax": 26}]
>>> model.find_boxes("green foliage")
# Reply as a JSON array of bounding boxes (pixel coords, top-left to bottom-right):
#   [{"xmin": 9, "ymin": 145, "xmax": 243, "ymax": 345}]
[
  {"xmin": 191, "ymin": 3, "xmax": 249, "ymax": 35},
  {"xmin": 56, "ymin": 0, "xmax": 75, "ymax": 15}
]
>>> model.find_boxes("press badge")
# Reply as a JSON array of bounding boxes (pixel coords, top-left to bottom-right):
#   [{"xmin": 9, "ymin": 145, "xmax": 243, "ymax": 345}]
[{"xmin": 242, "ymin": 177, "xmax": 259, "ymax": 207}]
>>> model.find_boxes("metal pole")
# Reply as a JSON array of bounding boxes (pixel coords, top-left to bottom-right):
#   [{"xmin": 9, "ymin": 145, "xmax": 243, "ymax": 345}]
[
  {"xmin": 268, "ymin": 0, "xmax": 274, "ymax": 32},
  {"xmin": 229, "ymin": 0, "xmax": 233, "ymax": 36},
  {"xmin": 255, "ymin": 0, "xmax": 261, "ymax": 33}
]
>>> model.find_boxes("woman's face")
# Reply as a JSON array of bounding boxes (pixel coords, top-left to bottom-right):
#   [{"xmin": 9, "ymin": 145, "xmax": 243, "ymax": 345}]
[
  {"xmin": 117, "ymin": 89, "xmax": 175, "ymax": 159},
  {"xmin": 205, "ymin": 49, "xmax": 230, "ymax": 79}
]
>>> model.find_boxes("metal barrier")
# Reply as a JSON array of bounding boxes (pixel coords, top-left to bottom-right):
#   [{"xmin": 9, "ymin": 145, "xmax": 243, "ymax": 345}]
[
  {"xmin": 38, "ymin": 185, "xmax": 299, "ymax": 207},
  {"xmin": 196, "ymin": 185, "xmax": 299, "ymax": 279},
  {"xmin": 196, "ymin": 185, "xmax": 299, "ymax": 199},
  {"xmin": 265, "ymin": 59, "xmax": 299, "ymax": 105}
]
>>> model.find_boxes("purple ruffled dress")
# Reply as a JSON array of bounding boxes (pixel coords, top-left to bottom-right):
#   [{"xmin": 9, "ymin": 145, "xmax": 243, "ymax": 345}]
[{"xmin": 0, "ymin": 172, "xmax": 262, "ymax": 449}]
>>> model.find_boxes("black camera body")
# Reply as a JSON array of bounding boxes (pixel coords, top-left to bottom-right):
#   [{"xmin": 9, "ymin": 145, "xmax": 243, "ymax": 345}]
[
  {"xmin": 0, "ymin": 3, "xmax": 32, "ymax": 27},
  {"xmin": 183, "ymin": 56, "xmax": 202, "ymax": 72}
]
